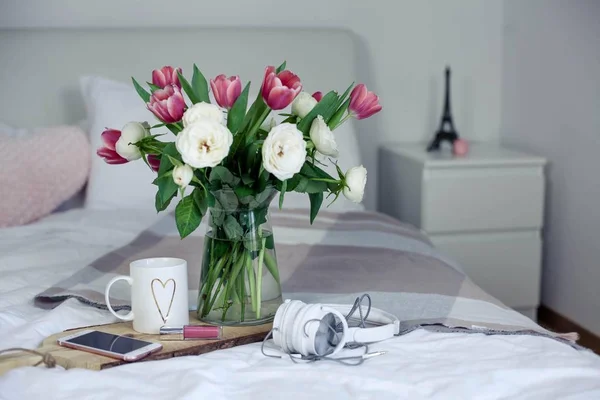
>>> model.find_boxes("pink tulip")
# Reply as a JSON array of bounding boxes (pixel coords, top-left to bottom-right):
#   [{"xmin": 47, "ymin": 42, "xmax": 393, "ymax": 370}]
[
  {"xmin": 312, "ymin": 91, "xmax": 323, "ymax": 102},
  {"xmin": 152, "ymin": 66, "xmax": 182, "ymax": 89},
  {"xmin": 349, "ymin": 84, "xmax": 382, "ymax": 120},
  {"xmin": 147, "ymin": 154, "xmax": 161, "ymax": 172},
  {"xmin": 261, "ymin": 66, "xmax": 302, "ymax": 110},
  {"xmin": 97, "ymin": 129, "xmax": 128, "ymax": 165},
  {"xmin": 210, "ymin": 74, "xmax": 242, "ymax": 109},
  {"xmin": 147, "ymin": 85, "xmax": 186, "ymax": 123}
]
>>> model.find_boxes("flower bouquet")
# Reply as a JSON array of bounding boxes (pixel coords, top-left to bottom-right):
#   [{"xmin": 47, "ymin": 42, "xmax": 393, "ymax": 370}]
[{"xmin": 97, "ymin": 62, "xmax": 381, "ymax": 325}]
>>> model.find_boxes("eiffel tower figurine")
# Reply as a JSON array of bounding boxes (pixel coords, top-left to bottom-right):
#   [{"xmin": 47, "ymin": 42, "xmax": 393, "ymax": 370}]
[{"xmin": 427, "ymin": 66, "xmax": 459, "ymax": 152}]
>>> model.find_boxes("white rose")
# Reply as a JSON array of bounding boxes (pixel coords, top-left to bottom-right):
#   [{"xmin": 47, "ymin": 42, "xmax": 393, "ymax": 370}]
[
  {"xmin": 262, "ymin": 123, "xmax": 307, "ymax": 181},
  {"xmin": 115, "ymin": 121, "xmax": 149, "ymax": 161},
  {"xmin": 309, "ymin": 115, "xmax": 339, "ymax": 157},
  {"xmin": 291, "ymin": 91, "xmax": 318, "ymax": 119},
  {"xmin": 182, "ymin": 102, "xmax": 225, "ymax": 127},
  {"xmin": 172, "ymin": 164, "xmax": 194, "ymax": 188},
  {"xmin": 175, "ymin": 120, "xmax": 233, "ymax": 168},
  {"xmin": 342, "ymin": 165, "xmax": 367, "ymax": 203}
]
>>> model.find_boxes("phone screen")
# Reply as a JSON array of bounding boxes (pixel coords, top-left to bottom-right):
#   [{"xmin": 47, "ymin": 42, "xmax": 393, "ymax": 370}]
[{"xmin": 65, "ymin": 331, "xmax": 152, "ymax": 355}]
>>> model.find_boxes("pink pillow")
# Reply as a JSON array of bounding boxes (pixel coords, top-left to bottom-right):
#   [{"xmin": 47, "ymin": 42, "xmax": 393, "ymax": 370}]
[{"xmin": 0, "ymin": 126, "xmax": 90, "ymax": 227}]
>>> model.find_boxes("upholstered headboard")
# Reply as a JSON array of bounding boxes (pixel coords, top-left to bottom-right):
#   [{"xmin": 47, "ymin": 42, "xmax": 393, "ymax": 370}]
[
  {"xmin": 0, "ymin": 27, "xmax": 375, "ymax": 204},
  {"xmin": 0, "ymin": 27, "xmax": 357, "ymax": 126}
]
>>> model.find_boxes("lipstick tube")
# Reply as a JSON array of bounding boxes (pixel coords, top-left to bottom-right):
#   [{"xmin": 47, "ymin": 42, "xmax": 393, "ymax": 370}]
[{"xmin": 159, "ymin": 325, "xmax": 223, "ymax": 341}]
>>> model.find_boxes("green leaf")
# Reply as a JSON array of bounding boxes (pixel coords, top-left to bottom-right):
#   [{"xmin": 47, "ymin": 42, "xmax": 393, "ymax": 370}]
[
  {"xmin": 294, "ymin": 176, "xmax": 310, "ymax": 192},
  {"xmin": 177, "ymin": 71, "xmax": 199, "ymax": 104},
  {"xmin": 257, "ymin": 168, "xmax": 270, "ymax": 193},
  {"xmin": 155, "ymin": 143, "xmax": 182, "ymax": 204},
  {"xmin": 334, "ymin": 82, "xmax": 354, "ymax": 112},
  {"xmin": 328, "ymin": 97, "xmax": 350, "ymax": 129},
  {"xmin": 275, "ymin": 61, "xmax": 287, "ymax": 74},
  {"xmin": 240, "ymin": 95, "xmax": 267, "ymax": 136},
  {"xmin": 253, "ymin": 206, "xmax": 269, "ymax": 226},
  {"xmin": 309, "ymin": 192, "xmax": 324, "ymax": 224},
  {"xmin": 234, "ymin": 185, "xmax": 254, "ymax": 199},
  {"xmin": 265, "ymin": 234, "xmax": 275, "ymax": 250},
  {"xmin": 192, "ymin": 187, "xmax": 208, "ymax": 216},
  {"xmin": 293, "ymin": 176, "xmax": 327, "ymax": 193},
  {"xmin": 166, "ymin": 123, "xmax": 182, "ymax": 135},
  {"xmin": 132, "ymin": 77, "xmax": 150, "ymax": 103},
  {"xmin": 211, "ymin": 207, "xmax": 225, "ymax": 226},
  {"xmin": 282, "ymin": 174, "xmax": 301, "ymax": 192},
  {"xmin": 297, "ymin": 91, "xmax": 339, "ymax": 134},
  {"xmin": 175, "ymin": 195, "xmax": 202, "ymax": 239},
  {"xmin": 212, "ymin": 240, "xmax": 229, "ymax": 261},
  {"xmin": 158, "ymin": 143, "xmax": 181, "ymax": 174},
  {"xmin": 191, "ymin": 64, "xmax": 210, "ymax": 103},
  {"xmin": 214, "ymin": 190, "xmax": 239, "ymax": 211},
  {"xmin": 244, "ymin": 141, "xmax": 262, "ymax": 172},
  {"xmin": 157, "ymin": 177, "xmax": 178, "ymax": 206},
  {"xmin": 223, "ymin": 215, "xmax": 243, "ymax": 240},
  {"xmin": 227, "ymin": 82, "xmax": 250, "ymax": 134},
  {"xmin": 241, "ymin": 174, "xmax": 255, "ymax": 186},
  {"xmin": 301, "ymin": 162, "xmax": 336, "ymax": 180},
  {"xmin": 279, "ymin": 180, "xmax": 287, "ymax": 209},
  {"xmin": 166, "ymin": 154, "xmax": 183, "ymax": 168},
  {"xmin": 209, "ymin": 166, "xmax": 236, "ymax": 185},
  {"xmin": 146, "ymin": 82, "xmax": 162, "ymax": 92},
  {"xmin": 155, "ymin": 190, "xmax": 173, "ymax": 212}
]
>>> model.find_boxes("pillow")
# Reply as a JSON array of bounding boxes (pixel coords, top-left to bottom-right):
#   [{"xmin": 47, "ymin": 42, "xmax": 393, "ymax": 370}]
[
  {"xmin": 81, "ymin": 75, "xmax": 364, "ymax": 212},
  {"xmin": 81, "ymin": 75, "xmax": 161, "ymax": 211},
  {"xmin": 0, "ymin": 125, "xmax": 90, "ymax": 227},
  {"xmin": 0, "ymin": 121, "xmax": 29, "ymax": 138}
]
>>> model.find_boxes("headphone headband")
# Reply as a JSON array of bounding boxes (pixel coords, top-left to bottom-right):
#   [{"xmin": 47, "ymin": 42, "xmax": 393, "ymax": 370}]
[
  {"xmin": 271, "ymin": 299, "xmax": 400, "ymax": 359},
  {"xmin": 320, "ymin": 303, "xmax": 400, "ymax": 343}
]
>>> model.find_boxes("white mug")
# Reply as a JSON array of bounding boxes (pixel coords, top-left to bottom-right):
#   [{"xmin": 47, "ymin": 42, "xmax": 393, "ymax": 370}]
[{"xmin": 105, "ymin": 257, "xmax": 190, "ymax": 334}]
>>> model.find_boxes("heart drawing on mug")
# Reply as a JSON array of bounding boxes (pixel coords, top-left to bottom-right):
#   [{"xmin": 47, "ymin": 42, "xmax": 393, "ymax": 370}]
[{"xmin": 151, "ymin": 278, "xmax": 176, "ymax": 324}]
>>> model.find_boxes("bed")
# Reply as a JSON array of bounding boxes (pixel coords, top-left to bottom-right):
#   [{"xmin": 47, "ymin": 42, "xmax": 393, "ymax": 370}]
[{"xmin": 1, "ymin": 27, "xmax": 600, "ymax": 399}]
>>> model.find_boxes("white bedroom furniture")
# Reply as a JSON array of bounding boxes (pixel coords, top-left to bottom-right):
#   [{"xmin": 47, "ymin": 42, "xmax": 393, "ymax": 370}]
[{"xmin": 379, "ymin": 142, "xmax": 546, "ymax": 320}]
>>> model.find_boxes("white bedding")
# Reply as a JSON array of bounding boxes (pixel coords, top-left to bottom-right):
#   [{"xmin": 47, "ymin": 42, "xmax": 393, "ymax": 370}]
[{"xmin": 1, "ymin": 209, "xmax": 600, "ymax": 399}]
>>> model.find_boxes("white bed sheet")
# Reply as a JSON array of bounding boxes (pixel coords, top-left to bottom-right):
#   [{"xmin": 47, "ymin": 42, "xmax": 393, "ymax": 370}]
[{"xmin": 1, "ymin": 209, "xmax": 600, "ymax": 399}]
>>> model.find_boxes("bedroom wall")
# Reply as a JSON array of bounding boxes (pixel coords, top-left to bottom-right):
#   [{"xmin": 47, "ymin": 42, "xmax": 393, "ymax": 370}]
[
  {"xmin": 0, "ymin": 0, "xmax": 504, "ymax": 210},
  {"xmin": 501, "ymin": 0, "xmax": 600, "ymax": 334}
]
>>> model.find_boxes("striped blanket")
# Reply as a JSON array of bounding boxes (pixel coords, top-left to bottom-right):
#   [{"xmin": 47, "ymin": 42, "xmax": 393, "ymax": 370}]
[{"xmin": 35, "ymin": 208, "xmax": 577, "ymax": 346}]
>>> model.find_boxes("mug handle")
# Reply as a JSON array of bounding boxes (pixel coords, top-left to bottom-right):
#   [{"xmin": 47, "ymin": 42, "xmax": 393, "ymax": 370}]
[{"xmin": 104, "ymin": 276, "xmax": 134, "ymax": 321}]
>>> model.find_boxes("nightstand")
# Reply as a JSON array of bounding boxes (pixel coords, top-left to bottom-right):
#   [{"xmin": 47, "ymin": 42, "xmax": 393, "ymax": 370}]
[{"xmin": 378, "ymin": 143, "xmax": 546, "ymax": 320}]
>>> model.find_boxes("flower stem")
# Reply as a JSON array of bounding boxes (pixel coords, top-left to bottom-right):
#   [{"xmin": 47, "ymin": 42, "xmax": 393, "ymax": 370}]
[
  {"xmin": 238, "ymin": 269, "xmax": 246, "ymax": 321},
  {"xmin": 247, "ymin": 107, "xmax": 271, "ymax": 143},
  {"xmin": 246, "ymin": 252, "xmax": 257, "ymax": 312},
  {"xmin": 255, "ymin": 238, "xmax": 266, "ymax": 319}
]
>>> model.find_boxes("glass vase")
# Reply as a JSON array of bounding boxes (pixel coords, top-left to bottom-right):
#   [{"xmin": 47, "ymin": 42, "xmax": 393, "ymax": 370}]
[{"xmin": 197, "ymin": 187, "xmax": 283, "ymax": 325}]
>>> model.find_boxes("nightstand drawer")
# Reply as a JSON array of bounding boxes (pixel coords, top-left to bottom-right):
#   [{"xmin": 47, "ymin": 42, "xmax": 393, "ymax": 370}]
[
  {"xmin": 422, "ymin": 167, "xmax": 544, "ymax": 233},
  {"xmin": 430, "ymin": 230, "xmax": 542, "ymax": 309}
]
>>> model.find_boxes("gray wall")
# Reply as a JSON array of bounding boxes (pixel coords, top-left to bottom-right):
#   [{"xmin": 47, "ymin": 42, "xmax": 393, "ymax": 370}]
[
  {"xmin": 501, "ymin": 0, "xmax": 600, "ymax": 334},
  {"xmin": 0, "ymin": 0, "xmax": 504, "ymax": 210}
]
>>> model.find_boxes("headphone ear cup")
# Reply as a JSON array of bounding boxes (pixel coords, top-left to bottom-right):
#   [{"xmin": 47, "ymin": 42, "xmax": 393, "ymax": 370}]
[
  {"xmin": 277, "ymin": 300, "xmax": 305, "ymax": 354},
  {"xmin": 295, "ymin": 304, "xmax": 329, "ymax": 356},
  {"xmin": 314, "ymin": 312, "xmax": 338, "ymax": 356},
  {"xmin": 272, "ymin": 300, "xmax": 290, "ymax": 352}
]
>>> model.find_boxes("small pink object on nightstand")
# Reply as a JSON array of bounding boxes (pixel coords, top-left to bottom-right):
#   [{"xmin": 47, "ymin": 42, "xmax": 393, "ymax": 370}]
[{"xmin": 453, "ymin": 138, "xmax": 469, "ymax": 156}]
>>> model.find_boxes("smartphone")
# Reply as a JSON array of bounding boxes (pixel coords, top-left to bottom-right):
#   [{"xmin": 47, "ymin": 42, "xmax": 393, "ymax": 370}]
[{"xmin": 57, "ymin": 330, "xmax": 163, "ymax": 362}]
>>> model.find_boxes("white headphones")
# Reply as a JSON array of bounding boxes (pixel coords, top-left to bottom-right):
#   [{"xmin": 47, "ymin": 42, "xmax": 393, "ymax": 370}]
[{"xmin": 270, "ymin": 298, "xmax": 400, "ymax": 358}]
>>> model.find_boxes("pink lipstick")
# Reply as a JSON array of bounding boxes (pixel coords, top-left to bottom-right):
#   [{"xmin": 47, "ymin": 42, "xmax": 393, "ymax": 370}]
[{"xmin": 159, "ymin": 325, "xmax": 223, "ymax": 341}]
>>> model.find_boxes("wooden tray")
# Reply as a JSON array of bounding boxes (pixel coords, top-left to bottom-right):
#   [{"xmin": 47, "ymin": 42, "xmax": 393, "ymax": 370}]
[{"xmin": 0, "ymin": 312, "xmax": 272, "ymax": 374}]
